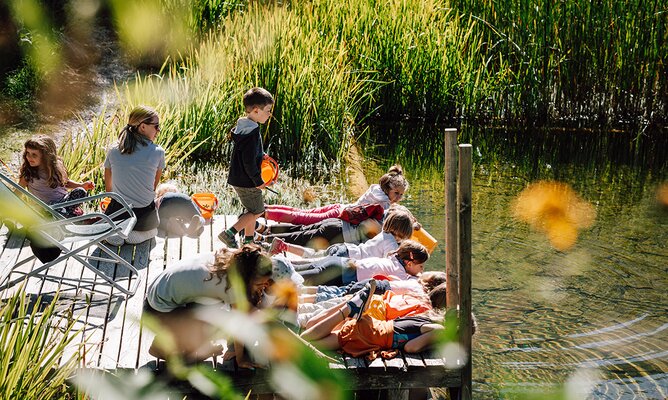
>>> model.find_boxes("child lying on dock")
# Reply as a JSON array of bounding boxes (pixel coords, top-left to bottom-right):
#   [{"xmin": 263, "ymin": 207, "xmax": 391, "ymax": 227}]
[
  {"xmin": 265, "ymin": 207, "xmax": 416, "ymax": 259},
  {"xmin": 293, "ymin": 239, "xmax": 429, "ymax": 286},
  {"xmin": 263, "ymin": 165, "xmax": 409, "ymax": 225},
  {"xmin": 300, "ymin": 279, "xmax": 446, "ymax": 359}
]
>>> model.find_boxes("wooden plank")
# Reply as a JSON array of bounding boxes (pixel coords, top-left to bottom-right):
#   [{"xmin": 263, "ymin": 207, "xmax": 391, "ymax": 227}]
[
  {"xmin": 165, "ymin": 235, "xmax": 181, "ymax": 267},
  {"xmin": 199, "ymin": 217, "xmax": 214, "ymax": 253},
  {"xmin": 212, "ymin": 215, "xmax": 233, "ymax": 248},
  {"xmin": 0, "ymin": 228, "xmax": 27, "ymax": 299},
  {"xmin": 182, "ymin": 229, "xmax": 200, "ymax": 255},
  {"xmin": 98, "ymin": 240, "xmax": 149, "ymax": 370},
  {"xmin": 344, "ymin": 355, "xmax": 367, "ymax": 370},
  {"xmin": 444, "ymin": 128, "xmax": 459, "ymax": 310},
  {"xmin": 136, "ymin": 235, "xmax": 167, "ymax": 368},
  {"xmin": 367, "ymin": 356, "xmax": 386, "ymax": 372},
  {"xmin": 458, "ymin": 144, "xmax": 473, "ymax": 400},
  {"xmin": 96, "ymin": 243, "xmax": 135, "ymax": 370},
  {"xmin": 403, "ymin": 352, "xmax": 425, "ymax": 370},
  {"xmin": 7, "ymin": 234, "xmax": 42, "ymax": 295},
  {"xmin": 384, "ymin": 356, "xmax": 406, "ymax": 371},
  {"xmin": 115, "ymin": 239, "xmax": 151, "ymax": 369},
  {"xmin": 61, "ymin": 244, "xmax": 114, "ymax": 368},
  {"xmin": 77, "ymin": 242, "xmax": 124, "ymax": 368}
]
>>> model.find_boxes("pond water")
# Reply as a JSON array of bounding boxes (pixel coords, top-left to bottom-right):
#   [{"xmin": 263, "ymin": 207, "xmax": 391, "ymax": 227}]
[{"xmin": 369, "ymin": 126, "xmax": 668, "ymax": 399}]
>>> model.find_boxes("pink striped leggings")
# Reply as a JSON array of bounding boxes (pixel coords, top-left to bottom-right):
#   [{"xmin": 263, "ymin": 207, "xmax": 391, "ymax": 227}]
[{"xmin": 264, "ymin": 203, "xmax": 343, "ymax": 225}]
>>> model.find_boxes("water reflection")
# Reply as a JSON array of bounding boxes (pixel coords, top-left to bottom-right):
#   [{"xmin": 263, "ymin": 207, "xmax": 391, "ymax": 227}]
[{"xmin": 369, "ymin": 126, "xmax": 667, "ymax": 399}]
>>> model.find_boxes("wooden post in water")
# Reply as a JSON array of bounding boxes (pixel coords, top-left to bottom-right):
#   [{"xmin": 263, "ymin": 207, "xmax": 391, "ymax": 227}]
[
  {"xmin": 458, "ymin": 144, "xmax": 473, "ymax": 400},
  {"xmin": 444, "ymin": 128, "xmax": 459, "ymax": 310}
]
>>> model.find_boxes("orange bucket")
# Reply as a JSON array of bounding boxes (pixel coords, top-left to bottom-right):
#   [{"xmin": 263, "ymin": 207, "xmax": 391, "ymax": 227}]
[
  {"xmin": 411, "ymin": 227, "xmax": 438, "ymax": 254},
  {"xmin": 261, "ymin": 155, "xmax": 279, "ymax": 186},
  {"xmin": 191, "ymin": 193, "xmax": 218, "ymax": 220},
  {"xmin": 100, "ymin": 197, "xmax": 111, "ymax": 212}
]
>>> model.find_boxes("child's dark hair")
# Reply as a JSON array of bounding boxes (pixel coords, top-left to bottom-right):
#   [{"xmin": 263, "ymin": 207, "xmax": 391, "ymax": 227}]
[
  {"xmin": 20, "ymin": 135, "xmax": 67, "ymax": 188},
  {"xmin": 382, "ymin": 210, "xmax": 413, "ymax": 240},
  {"xmin": 218, "ymin": 244, "xmax": 272, "ymax": 305},
  {"xmin": 428, "ymin": 282, "xmax": 447, "ymax": 310},
  {"xmin": 379, "ymin": 165, "xmax": 409, "ymax": 195},
  {"xmin": 391, "ymin": 239, "xmax": 429, "ymax": 264},
  {"xmin": 118, "ymin": 105, "xmax": 158, "ymax": 154},
  {"xmin": 243, "ymin": 87, "xmax": 274, "ymax": 112}
]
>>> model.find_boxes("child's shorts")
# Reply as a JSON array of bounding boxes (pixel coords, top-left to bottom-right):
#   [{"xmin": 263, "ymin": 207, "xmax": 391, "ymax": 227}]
[
  {"xmin": 232, "ymin": 186, "xmax": 264, "ymax": 215},
  {"xmin": 315, "ymin": 285, "xmax": 347, "ymax": 302},
  {"xmin": 391, "ymin": 316, "xmax": 432, "ymax": 349}
]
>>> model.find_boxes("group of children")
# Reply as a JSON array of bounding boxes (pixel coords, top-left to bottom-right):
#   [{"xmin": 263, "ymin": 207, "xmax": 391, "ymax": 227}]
[
  {"xmin": 15, "ymin": 86, "xmax": 462, "ymax": 364},
  {"xmin": 17, "ymin": 106, "xmax": 203, "ymax": 245}
]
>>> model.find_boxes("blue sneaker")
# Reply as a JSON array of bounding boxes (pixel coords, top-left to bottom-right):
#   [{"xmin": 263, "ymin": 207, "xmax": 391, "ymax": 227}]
[{"xmin": 347, "ymin": 279, "xmax": 376, "ymax": 320}]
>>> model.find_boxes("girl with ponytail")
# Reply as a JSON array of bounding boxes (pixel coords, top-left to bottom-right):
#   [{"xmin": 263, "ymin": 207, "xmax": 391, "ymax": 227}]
[{"xmin": 103, "ymin": 105, "xmax": 166, "ymax": 244}]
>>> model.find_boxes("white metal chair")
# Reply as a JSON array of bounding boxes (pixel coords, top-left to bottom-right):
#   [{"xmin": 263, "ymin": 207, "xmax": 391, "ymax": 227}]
[{"xmin": 0, "ymin": 171, "xmax": 141, "ymax": 296}]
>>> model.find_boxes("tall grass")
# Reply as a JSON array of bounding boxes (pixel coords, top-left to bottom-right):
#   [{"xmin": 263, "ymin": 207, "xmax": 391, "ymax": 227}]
[
  {"xmin": 0, "ymin": 289, "xmax": 81, "ymax": 399},
  {"xmin": 54, "ymin": 0, "xmax": 666, "ymax": 172}
]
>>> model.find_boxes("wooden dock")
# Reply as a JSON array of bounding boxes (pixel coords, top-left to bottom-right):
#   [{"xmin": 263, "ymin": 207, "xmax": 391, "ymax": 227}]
[{"xmin": 0, "ymin": 215, "xmax": 464, "ymax": 397}]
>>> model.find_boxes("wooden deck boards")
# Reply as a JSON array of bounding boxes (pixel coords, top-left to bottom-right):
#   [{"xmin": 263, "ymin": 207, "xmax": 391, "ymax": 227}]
[{"xmin": 0, "ymin": 216, "xmax": 462, "ymax": 394}]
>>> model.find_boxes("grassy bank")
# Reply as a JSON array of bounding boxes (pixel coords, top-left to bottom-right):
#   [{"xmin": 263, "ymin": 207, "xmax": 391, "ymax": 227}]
[{"xmin": 5, "ymin": 0, "xmax": 665, "ymax": 172}]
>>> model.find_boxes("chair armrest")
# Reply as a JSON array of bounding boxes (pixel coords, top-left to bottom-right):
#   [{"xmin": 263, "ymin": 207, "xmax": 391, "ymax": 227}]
[{"xmin": 55, "ymin": 192, "xmax": 136, "ymax": 219}]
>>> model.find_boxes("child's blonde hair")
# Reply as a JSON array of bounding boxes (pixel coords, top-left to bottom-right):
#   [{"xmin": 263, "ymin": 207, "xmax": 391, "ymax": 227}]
[
  {"xmin": 381, "ymin": 210, "xmax": 413, "ymax": 240},
  {"xmin": 379, "ymin": 165, "xmax": 409, "ymax": 195},
  {"xmin": 20, "ymin": 135, "xmax": 67, "ymax": 188},
  {"xmin": 155, "ymin": 182, "xmax": 179, "ymax": 198}
]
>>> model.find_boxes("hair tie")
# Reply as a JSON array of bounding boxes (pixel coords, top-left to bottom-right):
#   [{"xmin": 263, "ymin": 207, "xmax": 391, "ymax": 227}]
[{"xmin": 126, "ymin": 124, "xmax": 134, "ymax": 131}]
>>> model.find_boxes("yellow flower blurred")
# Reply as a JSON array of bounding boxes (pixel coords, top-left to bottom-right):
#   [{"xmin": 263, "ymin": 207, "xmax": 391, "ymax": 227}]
[
  {"xmin": 267, "ymin": 326, "xmax": 301, "ymax": 362},
  {"xmin": 269, "ymin": 279, "xmax": 299, "ymax": 311},
  {"xmin": 512, "ymin": 181, "xmax": 596, "ymax": 251}
]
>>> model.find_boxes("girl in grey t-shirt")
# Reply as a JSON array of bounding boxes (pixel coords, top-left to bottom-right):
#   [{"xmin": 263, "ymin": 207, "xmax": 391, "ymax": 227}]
[
  {"xmin": 103, "ymin": 106, "xmax": 166, "ymax": 243},
  {"xmin": 144, "ymin": 244, "xmax": 273, "ymax": 365}
]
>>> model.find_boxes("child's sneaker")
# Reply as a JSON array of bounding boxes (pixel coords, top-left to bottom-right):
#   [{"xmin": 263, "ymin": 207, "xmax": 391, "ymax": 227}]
[
  {"xmin": 269, "ymin": 237, "xmax": 288, "ymax": 255},
  {"xmin": 218, "ymin": 230, "xmax": 238, "ymax": 248},
  {"xmin": 347, "ymin": 279, "xmax": 376, "ymax": 321}
]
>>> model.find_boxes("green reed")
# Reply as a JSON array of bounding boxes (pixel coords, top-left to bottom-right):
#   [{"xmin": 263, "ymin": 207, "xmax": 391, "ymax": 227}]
[
  {"xmin": 181, "ymin": 0, "xmax": 663, "ymax": 142},
  {"xmin": 0, "ymin": 289, "xmax": 81, "ymax": 399},
  {"xmin": 56, "ymin": 0, "xmax": 665, "ymax": 173}
]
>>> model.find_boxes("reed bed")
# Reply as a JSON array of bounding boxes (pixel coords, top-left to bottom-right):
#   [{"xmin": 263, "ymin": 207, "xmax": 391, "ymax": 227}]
[{"xmin": 57, "ymin": 0, "xmax": 665, "ymax": 171}]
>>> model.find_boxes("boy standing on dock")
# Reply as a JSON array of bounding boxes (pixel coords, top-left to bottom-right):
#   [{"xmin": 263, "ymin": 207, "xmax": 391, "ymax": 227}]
[{"xmin": 218, "ymin": 87, "xmax": 275, "ymax": 248}]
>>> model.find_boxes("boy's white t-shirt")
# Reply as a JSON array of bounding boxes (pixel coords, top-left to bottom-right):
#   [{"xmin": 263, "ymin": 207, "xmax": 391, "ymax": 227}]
[
  {"xmin": 354, "ymin": 255, "xmax": 416, "ymax": 282},
  {"xmin": 345, "ymin": 231, "xmax": 398, "ymax": 260},
  {"xmin": 146, "ymin": 251, "xmax": 235, "ymax": 312}
]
